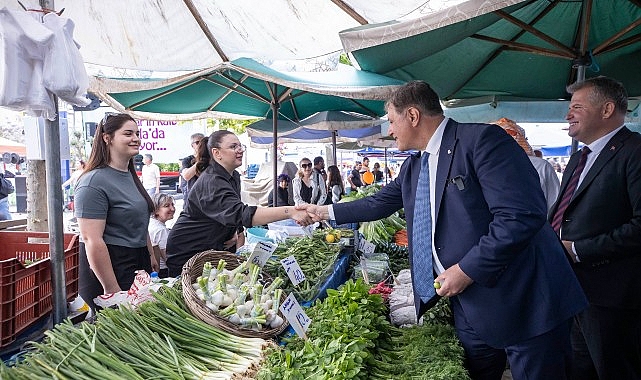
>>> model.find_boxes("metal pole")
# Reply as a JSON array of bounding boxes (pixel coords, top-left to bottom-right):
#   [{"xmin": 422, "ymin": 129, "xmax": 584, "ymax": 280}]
[
  {"xmin": 332, "ymin": 130, "xmax": 337, "ymax": 166},
  {"xmin": 40, "ymin": 0, "xmax": 67, "ymax": 325},
  {"xmin": 271, "ymin": 98, "xmax": 279, "ymax": 207},
  {"xmin": 570, "ymin": 0, "xmax": 591, "ymax": 154},
  {"xmin": 384, "ymin": 148, "xmax": 388, "ymax": 183}
]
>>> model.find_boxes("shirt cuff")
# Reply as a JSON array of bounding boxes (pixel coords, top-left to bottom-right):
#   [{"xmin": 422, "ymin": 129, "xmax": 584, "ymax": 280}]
[
  {"xmin": 571, "ymin": 242, "xmax": 580, "ymax": 262},
  {"xmin": 328, "ymin": 205, "xmax": 336, "ymax": 220}
]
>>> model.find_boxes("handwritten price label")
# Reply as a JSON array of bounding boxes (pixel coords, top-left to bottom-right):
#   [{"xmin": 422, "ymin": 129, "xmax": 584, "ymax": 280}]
[
  {"xmin": 358, "ymin": 234, "xmax": 376, "ymax": 254},
  {"xmin": 280, "ymin": 293, "xmax": 311, "ymax": 339},
  {"xmin": 247, "ymin": 241, "xmax": 277, "ymax": 268},
  {"xmin": 280, "ymin": 255, "xmax": 306, "ymax": 286}
]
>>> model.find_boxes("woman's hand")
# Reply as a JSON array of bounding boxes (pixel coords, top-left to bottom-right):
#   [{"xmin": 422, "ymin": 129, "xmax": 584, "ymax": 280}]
[{"xmin": 223, "ymin": 233, "xmax": 238, "ymax": 250}]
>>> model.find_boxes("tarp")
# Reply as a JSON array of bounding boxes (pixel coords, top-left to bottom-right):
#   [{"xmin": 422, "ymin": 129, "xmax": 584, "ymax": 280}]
[{"xmin": 2, "ymin": 0, "xmax": 470, "ymax": 73}]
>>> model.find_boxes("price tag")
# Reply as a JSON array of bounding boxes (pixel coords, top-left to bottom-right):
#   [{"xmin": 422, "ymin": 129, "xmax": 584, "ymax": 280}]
[
  {"xmin": 247, "ymin": 241, "xmax": 277, "ymax": 268},
  {"xmin": 280, "ymin": 255, "xmax": 306, "ymax": 286},
  {"xmin": 280, "ymin": 293, "xmax": 311, "ymax": 339},
  {"xmin": 358, "ymin": 236, "xmax": 376, "ymax": 254}
]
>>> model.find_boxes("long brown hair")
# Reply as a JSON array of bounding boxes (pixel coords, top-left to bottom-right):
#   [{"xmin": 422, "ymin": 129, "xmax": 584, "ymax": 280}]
[
  {"xmin": 84, "ymin": 113, "xmax": 154, "ymax": 213},
  {"xmin": 195, "ymin": 130, "xmax": 236, "ymax": 176}
]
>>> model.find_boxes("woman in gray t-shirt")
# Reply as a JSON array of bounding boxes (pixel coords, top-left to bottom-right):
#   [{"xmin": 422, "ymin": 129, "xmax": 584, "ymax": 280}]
[{"xmin": 74, "ymin": 113, "xmax": 155, "ymax": 312}]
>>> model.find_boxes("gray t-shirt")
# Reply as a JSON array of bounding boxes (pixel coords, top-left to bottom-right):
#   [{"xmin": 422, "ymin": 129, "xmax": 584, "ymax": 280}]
[{"xmin": 74, "ymin": 166, "xmax": 149, "ymax": 247}]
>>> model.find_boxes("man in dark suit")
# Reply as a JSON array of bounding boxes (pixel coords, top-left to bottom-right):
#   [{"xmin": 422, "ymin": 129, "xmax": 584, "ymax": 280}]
[
  {"xmin": 549, "ymin": 76, "xmax": 641, "ymax": 380},
  {"xmin": 303, "ymin": 81, "xmax": 587, "ymax": 380}
]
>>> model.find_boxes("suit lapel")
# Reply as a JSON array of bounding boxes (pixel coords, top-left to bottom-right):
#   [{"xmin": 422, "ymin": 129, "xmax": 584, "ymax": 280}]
[
  {"xmin": 572, "ymin": 127, "xmax": 631, "ymax": 200},
  {"xmin": 435, "ymin": 120, "xmax": 458, "ymax": 221}
]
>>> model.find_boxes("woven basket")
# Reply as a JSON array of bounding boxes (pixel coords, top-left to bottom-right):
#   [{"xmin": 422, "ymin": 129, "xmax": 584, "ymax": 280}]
[{"xmin": 181, "ymin": 250, "xmax": 289, "ymax": 339}]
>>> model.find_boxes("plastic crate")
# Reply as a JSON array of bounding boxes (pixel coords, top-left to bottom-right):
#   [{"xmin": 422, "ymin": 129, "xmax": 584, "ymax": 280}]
[{"xmin": 0, "ymin": 232, "xmax": 79, "ymax": 348}]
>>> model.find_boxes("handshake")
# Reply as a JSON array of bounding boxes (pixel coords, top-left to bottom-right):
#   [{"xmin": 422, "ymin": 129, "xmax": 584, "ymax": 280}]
[{"xmin": 289, "ymin": 204, "xmax": 330, "ymax": 226}]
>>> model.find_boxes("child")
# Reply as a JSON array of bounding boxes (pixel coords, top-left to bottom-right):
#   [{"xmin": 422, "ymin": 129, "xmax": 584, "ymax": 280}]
[{"xmin": 149, "ymin": 193, "xmax": 175, "ymax": 277}]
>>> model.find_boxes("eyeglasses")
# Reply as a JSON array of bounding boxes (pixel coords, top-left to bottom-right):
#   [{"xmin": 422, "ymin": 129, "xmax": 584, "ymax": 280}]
[
  {"xmin": 225, "ymin": 143, "xmax": 246, "ymax": 152},
  {"xmin": 191, "ymin": 140, "xmax": 201, "ymax": 146},
  {"xmin": 300, "ymin": 163, "xmax": 312, "ymax": 169}
]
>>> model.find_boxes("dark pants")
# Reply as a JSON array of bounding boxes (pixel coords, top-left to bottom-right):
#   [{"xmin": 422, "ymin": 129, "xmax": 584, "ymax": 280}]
[
  {"xmin": 79, "ymin": 242, "xmax": 151, "ymax": 312},
  {"xmin": 571, "ymin": 305, "xmax": 641, "ymax": 380},
  {"xmin": 451, "ymin": 297, "xmax": 572, "ymax": 380}
]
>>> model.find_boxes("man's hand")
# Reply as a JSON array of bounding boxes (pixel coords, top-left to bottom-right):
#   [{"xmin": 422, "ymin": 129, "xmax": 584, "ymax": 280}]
[
  {"xmin": 434, "ymin": 264, "xmax": 473, "ymax": 297},
  {"xmin": 298, "ymin": 204, "xmax": 328, "ymax": 222}
]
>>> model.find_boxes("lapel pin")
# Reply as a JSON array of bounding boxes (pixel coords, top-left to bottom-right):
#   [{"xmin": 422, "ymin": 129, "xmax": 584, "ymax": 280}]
[
  {"xmin": 610, "ymin": 146, "xmax": 616, "ymax": 151},
  {"xmin": 447, "ymin": 149, "xmax": 452, "ymax": 155}
]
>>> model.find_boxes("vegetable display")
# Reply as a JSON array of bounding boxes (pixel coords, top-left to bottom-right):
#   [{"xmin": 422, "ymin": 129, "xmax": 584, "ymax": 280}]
[
  {"xmin": 257, "ymin": 279, "xmax": 468, "ymax": 379},
  {"xmin": 193, "ymin": 259, "xmax": 285, "ymax": 330},
  {"xmin": 358, "ymin": 212, "xmax": 406, "ymax": 246},
  {"xmin": 258, "ymin": 234, "xmax": 342, "ymax": 301},
  {"xmin": 257, "ymin": 279, "xmax": 399, "ymax": 380},
  {"xmin": 0, "ymin": 287, "xmax": 267, "ymax": 379}
]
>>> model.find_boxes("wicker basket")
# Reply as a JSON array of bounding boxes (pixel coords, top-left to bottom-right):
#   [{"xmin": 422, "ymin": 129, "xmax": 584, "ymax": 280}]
[{"xmin": 181, "ymin": 250, "xmax": 289, "ymax": 339}]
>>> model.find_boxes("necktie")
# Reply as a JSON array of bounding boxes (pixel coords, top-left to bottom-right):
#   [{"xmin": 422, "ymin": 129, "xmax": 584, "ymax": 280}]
[
  {"xmin": 551, "ymin": 146, "xmax": 591, "ymax": 233},
  {"xmin": 412, "ymin": 152, "xmax": 436, "ymax": 306}
]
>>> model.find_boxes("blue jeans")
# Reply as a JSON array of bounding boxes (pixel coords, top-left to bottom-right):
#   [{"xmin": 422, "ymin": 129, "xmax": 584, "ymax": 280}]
[{"xmin": 0, "ymin": 197, "xmax": 11, "ymax": 221}]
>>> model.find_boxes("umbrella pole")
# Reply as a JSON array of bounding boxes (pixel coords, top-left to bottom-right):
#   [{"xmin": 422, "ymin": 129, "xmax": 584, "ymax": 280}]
[
  {"xmin": 384, "ymin": 148, "xmax": 388, "ymax": 183},
  {"xmin": 272, "ymin": 100, "xmax": 279, "ymax": 207},
  {"xmin": 570, "ymin": 65, "xmax": 587, "ymax": 154},
  {"xmin": 332, "ymin": 130, "xmax": 337, "ymax": 166}
]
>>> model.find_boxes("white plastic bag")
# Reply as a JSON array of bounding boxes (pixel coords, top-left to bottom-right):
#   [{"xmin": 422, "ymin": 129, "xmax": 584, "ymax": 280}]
[{"xmin": 42, "ymin": 12, "xmax": 90, "ymax": 107}]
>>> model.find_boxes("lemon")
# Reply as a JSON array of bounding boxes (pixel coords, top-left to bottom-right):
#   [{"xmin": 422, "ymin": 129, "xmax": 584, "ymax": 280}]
[{"xmin": 325, "ymin": 234, "xmax": 336, "ymax": 243}]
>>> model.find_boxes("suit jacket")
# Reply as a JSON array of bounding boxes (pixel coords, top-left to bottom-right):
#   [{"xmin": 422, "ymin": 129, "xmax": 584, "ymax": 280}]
[
  {"xmin": 549, "ymin": 126, "xmax": 641, "ymax": 310},
  {"xmin": 335, "ymin": 119, "xmax": 587, "ymax": 347}
]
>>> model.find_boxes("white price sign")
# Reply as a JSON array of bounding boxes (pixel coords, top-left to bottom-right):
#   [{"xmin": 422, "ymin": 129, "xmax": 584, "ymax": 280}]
[
  {"xmin": 280, "ymin": 293, "xmax": 311, "ymax": 339},
  {"xmin": 358, "ymin": 235, "xmax": 376, "ymax": 254},
  {"xmin": 280, "ymin": 255, "xmax": 306, "ymax": 286},
  {"xmin": 247, "ymin": 241, "xmax": 277, "ymax": 268}
]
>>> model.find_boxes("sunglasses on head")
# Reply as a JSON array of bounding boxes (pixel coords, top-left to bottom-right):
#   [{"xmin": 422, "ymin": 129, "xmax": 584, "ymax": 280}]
[
  {"xmin": 101, "ymin": 112, "xmax": 118, "ymax": 125},
  {"xmin": 301, "ymin": 163, "xmax": 312, "ymax": 169}
]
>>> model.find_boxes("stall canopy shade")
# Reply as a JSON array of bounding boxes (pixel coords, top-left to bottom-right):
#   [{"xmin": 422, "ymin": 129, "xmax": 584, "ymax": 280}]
[
  {"xmin": 3, "ymin": 0, "xmax": 471, "ymax": 72},
  {"xmin": 94, "ymin": 58, "xmax": 404, "ymax": 120},
  {"xmin": 340, "ymin": 0, "xmax": 641, "ymax": 103}
]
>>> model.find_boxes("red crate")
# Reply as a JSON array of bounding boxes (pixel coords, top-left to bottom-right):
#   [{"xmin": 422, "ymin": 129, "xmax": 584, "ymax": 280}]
[{"xmin": 0, "ymin": 231, "xmax": 79, "ymax": 348}]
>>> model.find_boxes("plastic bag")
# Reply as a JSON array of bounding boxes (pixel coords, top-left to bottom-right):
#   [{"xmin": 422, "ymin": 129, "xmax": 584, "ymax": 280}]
[{"xmin": 42, "ymin": 12, "xmax": 90, "ymax": 107}]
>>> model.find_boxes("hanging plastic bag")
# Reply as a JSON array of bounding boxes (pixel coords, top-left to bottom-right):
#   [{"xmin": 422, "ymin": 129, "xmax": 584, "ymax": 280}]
[
  {"xmin": 42, "ymin": 12, "xmax": 90, "ymax": 107},
  {"xmin": 0, "ymin": 8, "xmax": 55, "ymax": 117}
]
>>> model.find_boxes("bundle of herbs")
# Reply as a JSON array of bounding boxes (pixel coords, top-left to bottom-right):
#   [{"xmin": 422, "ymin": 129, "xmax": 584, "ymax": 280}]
[{"xmin": 257, "ymin": 279, "xmax": 401, "ymax": 380}]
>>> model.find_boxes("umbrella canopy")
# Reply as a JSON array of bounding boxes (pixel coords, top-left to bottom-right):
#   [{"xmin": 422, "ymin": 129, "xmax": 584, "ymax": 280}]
[
  {"xmin": 246, "ymin": 111, "xmax": 387, "ymax": 163},
  {"xmin": 92, "ymin": 58, "xmax": 403, "ymax": 120},
  {"xmin": 340, "ymin": 0, "xmax": 641, "ymax": 103}
]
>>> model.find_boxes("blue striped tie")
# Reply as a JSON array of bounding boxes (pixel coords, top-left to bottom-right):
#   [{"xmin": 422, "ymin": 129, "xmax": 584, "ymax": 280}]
[{"xmin": 412, "ymin": 152, "xmax": 436, "ymax": 307}]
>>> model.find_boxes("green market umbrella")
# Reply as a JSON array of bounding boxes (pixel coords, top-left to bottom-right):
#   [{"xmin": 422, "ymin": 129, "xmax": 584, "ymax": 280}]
[
  {"xmin": 340, "ymin": 0, "xmax": 641, "ymax": 103},
  {"xmin": 92, "ymin": 57, "xmax": 404, "ymax": 204}
]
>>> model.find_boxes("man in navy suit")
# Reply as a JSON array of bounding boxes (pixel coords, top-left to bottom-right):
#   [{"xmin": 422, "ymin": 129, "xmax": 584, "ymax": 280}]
[
  {"xmin": 549, "ymin": 76, "xmax": 641, "ymax": 379},
  {"xmin": 303, "ymin": 81, "xmax": 587, "ymax": 380}
]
